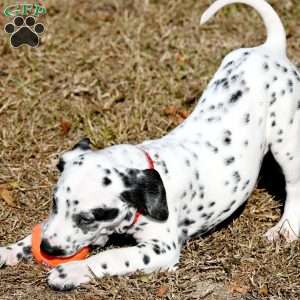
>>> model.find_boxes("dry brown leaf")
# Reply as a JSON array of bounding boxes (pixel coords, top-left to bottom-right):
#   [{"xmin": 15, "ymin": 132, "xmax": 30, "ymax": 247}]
[
  {"xmin": 178, "ymin": 110, "xmax": 189, "ymax": 119},
  {"xmin": 60, "ymin": 119, "xmax": 72, "ymax": 136},
  {"xmin": 228, "ymin": 281, "xmax": 249, "ymax": 295},
  {"xmin": 164, "ymin": 105, "xmax": 178, "ymax": 116},
  {"xmin": 0, "ymin": 184, "xmax": 16, "ymax": 207},
  {"xmin": 259, "ymin": 285, "xmax": 269, "ymax": 296},
  {"xmin": 156, "ymin": 285, "xmax": 169, "ymax": 297}
]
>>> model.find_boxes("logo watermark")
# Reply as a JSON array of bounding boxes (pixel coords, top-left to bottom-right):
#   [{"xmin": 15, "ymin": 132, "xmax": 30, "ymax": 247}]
[{"xmin": 3, "ymin": 1, "xmax": 47, "ymax": 48}]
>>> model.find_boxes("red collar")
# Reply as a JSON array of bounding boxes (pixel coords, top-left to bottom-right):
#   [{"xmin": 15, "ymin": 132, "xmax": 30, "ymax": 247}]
[
  {"xmin": 130, "ymin": 149, "xmax": 154, "ymax": 227},
  {"xmin": 131, "ymin": 210, "xmax": 143, "ymax": 226},
  {"xmin": 142, "ymin": 149, "xmax": 155, "ymax": 170}
]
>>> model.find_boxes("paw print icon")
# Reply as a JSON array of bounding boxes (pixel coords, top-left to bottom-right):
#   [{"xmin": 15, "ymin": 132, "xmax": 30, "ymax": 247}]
[{"xmin": 4, "ymin": 16, "xmax": 44, "ymax": 48}]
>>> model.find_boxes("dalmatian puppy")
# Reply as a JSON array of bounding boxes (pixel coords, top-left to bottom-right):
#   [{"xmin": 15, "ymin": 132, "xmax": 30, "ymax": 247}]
[{"xmin": 1, "ymin": 0, "xmax": 300, "ymax": 291}]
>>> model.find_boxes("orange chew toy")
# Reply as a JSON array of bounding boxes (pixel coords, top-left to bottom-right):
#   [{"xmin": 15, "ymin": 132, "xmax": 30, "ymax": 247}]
[{"xmin": 32, "ymin": 223, "xmax": 90, "ymax": 267}]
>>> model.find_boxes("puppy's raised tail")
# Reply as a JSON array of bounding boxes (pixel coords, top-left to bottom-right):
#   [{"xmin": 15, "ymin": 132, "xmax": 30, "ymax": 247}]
[{"xmin": 200, "ymin": 0, "xmax": 286, "ymax": 55}]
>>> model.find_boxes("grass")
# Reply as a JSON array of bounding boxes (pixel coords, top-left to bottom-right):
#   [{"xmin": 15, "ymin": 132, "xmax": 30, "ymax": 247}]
[{"xmin": 0, "ymin": 0, "xmax": 300, "ymax": 299}]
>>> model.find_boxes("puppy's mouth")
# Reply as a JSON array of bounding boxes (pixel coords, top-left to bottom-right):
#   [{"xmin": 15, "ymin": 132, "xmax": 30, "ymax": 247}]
[{"xmin": 40, "ymin": 247, "xmax": 87, "ymax": 258}]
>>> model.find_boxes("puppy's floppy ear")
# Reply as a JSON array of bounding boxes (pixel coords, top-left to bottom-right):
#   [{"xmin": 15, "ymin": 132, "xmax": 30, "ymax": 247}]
[
  {"xmin": 71, "ymin": 137, "xmax": 91, "ymax": 151},
  {"xmin": 120, "ymin": 169, "xmax": 169, "ymax": 221},
  {"xmin": 56, "ymin": 137, "xmax": 92, "ymax": 172}
]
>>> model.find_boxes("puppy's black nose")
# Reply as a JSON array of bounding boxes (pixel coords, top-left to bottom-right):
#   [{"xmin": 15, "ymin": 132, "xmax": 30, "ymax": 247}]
[{"xmin": 40, "ymin": 239, "xmax": 66, "ymax": 256}]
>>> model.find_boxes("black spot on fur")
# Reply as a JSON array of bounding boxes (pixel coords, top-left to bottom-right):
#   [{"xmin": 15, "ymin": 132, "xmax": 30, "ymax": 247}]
[
  {"xmin": 179, "ymin": 219, "xmax": 195, "ymax": 227},
  {"xmin": 224, "ymin": 137, "xmax": 231, "ymax": 145},
  {"xmin": 101, "ymin": 263, "xmax": 107, "ymax": 269},
  {"xmin": 103, "ymin": 177, "xmax": 112, "ymax": 186},
  {"xmin": 143, "ymin": 255, "xmax": 150, "ymax": 265},
  {"xmin": 197, "ymin": 205, "xmax": 203, "ymax": 211},
  {"xmin": 52, "ymin": 196, "xmax": 58, "ymax": 214},
  {"xmin": 263, "ymin": 63, "xmax": 269, "ymax": 71},
  {"xmin": 241, "ymin": 180, "xmax": 250, "ymax": 191},
  {"xmin": 206, "ymin": 142, "xmax": 218, "ymax": 153},
  {"xmin": 244, "ymin": 113, "xmax": 250, "ymax": 123},
  {"xmin": 224, "ymin": 61, "xmax": 233, "ymax": 69},
  {"xmin": 152, "ymin": 245, "xmax": 161, "ymax": 255},
  {"xmin": 229, "ymin": 90, "xmax": 243, "ymax": 103},
  {"xmin": 225, "ymin": 157, "xmax": 235, "ymax": 165},
  {"xmin": 233, "ymin": 171, "xmax": 241, "ymax": 183},
  {"xmin": 23, "ymin": 246, "xmax": 31, "ymax": 256},
  {"xmin": 215, "ymin": 78, "xmax": 229, "ymax": 89}
]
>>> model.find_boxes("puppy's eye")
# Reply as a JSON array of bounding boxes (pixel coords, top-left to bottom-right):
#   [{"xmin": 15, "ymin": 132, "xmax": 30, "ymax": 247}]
[{"xmin": 78, "ymin": 214, "xmax": 94, "ymax": 226}]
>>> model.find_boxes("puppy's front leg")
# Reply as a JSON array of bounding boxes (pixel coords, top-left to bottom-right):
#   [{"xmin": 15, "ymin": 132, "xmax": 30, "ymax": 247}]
[
  {"xmin": 0, "ymin": 234, "xmax": 32, "ymax": 267},
  {"xmin": 48, "ymin": 241, "xmax": 179, "ymax": 291}
]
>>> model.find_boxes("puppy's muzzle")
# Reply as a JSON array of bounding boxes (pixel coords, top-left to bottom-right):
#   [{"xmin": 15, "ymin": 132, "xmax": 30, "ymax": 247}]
[{"xmin": 40, "ymin": 239, "xmax": 66, "ymax": 256}]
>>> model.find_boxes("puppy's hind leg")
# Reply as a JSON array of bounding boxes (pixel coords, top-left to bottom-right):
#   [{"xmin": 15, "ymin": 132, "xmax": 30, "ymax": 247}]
[
  {"xmin": 0, "ymin": 234, "xmax": 32, "ymax": 266},
  {"xmin": 264, "ymin": 112, "xmax": 300, "ymax": 242}
]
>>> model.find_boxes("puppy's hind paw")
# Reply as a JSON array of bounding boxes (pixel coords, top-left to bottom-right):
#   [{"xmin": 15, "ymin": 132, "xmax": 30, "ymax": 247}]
[
  {"xmin": 264, "ymin": 220, "xmax": 298, "ymax": 242},
  {"xmin": 0, "ymin": 246, "xmax": 21, "ymax": 267}
]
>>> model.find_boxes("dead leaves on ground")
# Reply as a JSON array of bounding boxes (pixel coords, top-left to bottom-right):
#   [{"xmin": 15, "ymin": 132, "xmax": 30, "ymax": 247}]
[
  {"xmin": 60, "ymin": 118, "xmax": 72, "ymax": 136},
  {"xmin": 156, "ymin": 285, "xmax": 169, "ymax": 297},
  {"xmin": 0, "ymin": 183, "xmax": 18, "ymax": 208},
  {"xmin": 164, "ymin": 105, "xmax": 189, "ymax": 125}
]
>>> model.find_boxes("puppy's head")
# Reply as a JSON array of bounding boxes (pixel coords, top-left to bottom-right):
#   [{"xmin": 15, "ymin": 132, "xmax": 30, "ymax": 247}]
[{"xmin": 41, "ymin": 139, "xmax": 168, "ymax": 257}]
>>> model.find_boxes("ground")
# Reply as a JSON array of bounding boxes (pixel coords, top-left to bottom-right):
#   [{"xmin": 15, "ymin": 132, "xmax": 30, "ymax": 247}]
[{"xmin": 0, "ymin": 0, "xmax": 300, "ymax": 299}]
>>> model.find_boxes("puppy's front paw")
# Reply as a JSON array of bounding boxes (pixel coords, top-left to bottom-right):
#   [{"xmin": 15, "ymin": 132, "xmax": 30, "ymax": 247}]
[
  {"xmin": 47, "ymin": 261, "xmax": 92, "ymax": 291},
  {"xmin": 0, "ymin": 246, "xmax": 23, "ymax": 267}
]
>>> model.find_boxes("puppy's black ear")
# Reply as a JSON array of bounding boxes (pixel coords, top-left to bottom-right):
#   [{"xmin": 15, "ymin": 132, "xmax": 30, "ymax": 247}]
[
  {"xmin": 56, "ymin": 137, "xmax": 92, "ymax": 172},
  {"xmin": 72, "ymin": 138, "xmax": 91, "ymax": 151},
  {"xmin": 120, "ymin": 169, "xmax": 168, "ymax": 221}
]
